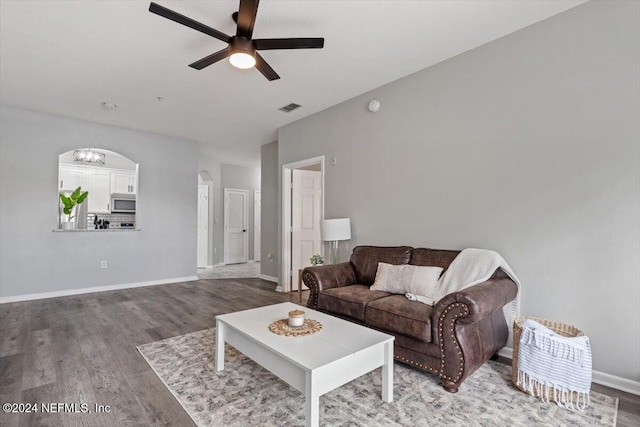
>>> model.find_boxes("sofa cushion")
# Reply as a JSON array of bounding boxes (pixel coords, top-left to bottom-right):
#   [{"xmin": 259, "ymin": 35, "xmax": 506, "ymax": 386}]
[
  {"xmin": 365, "ymin": 295, "xmax": 434, "ymax": 343},
  {"xmin": 370, "ymin": 262, "xmax": 443, "ymax": 296},
  {"xmin": 350, "ymin": 246, "xmax": 413, "ymax": 286},
  {"xmin": 410, "ymin": 248, "xmax": 460, "ymax": 273},
  {"xmin": 317, "ymin": 285, "xmax": 391, "ymax": 321}
]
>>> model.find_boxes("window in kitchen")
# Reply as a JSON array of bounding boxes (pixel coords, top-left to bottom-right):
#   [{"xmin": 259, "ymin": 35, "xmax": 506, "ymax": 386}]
[{"xmin": 57, "ymin": 148, "xmax": 138, "ymax": 231}]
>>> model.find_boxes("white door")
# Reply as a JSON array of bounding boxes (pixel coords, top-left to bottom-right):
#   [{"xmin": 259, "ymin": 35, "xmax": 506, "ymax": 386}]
[
  {"xmin": 254, "ymin": 191, "xmax": 261, "ymax": 262},
  {"xmin": 197, "ymin": 185, "xmax": 209, "ymax": 268},
  {"xmin": 224, "ymin": 188, "xmax": 249, "ymax": 265},
  {"xmin": 291, "ymin": 170, "xmax": 322, "ymax": 291}
]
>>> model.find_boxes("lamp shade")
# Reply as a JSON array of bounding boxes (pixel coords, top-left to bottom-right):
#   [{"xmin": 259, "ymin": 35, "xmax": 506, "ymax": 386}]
[{"xmin": 321, "ymin": 218, "xmax": 351, "ymax": 241}]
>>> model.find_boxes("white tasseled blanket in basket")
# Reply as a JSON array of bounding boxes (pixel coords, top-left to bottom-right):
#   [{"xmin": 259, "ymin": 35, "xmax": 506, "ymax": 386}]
[{"xmin": 517, "ymin": 319, "xmax": 592, "ymax": 410}]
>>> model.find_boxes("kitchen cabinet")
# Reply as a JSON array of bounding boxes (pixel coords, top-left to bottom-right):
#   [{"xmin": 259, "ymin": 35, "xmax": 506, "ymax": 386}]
[
  {"xmin": 87, "ymin": 171, "xmax": 111, "ymax": 213},
  {"xmin": 59, "ymin": 166, "xmax": 85, "ymax": 191},
  {"xmin": 58, "ymin": 165, "xmax": 114, "ymax": 214},
  {"xmin": 110, "ymin": 172, "xmax": 136, "ymax": 194}
]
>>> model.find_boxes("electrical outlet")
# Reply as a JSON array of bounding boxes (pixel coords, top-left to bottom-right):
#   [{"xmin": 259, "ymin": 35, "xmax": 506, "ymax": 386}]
[
  {"xmin": 101, "ymin": 260, "xmax": 108, "ymax": 269},
  {"xmin": 214, "ymin": 248, "xmax": 217, "ymax": 254},
  {"xmin": 331, "ymin": 156, "xmax": 337, "ymax": 166}
]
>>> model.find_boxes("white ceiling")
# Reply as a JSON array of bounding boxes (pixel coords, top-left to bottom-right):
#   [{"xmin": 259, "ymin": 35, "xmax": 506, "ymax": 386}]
[{"xmin": 0, "ymin": 0, "xmax": 586, "ymax": 166}]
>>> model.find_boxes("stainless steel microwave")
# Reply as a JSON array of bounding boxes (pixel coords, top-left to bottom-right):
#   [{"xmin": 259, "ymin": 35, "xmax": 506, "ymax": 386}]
[{"xmin": 110, "ymin": 193, "xmax": 136, "ymax": 213}]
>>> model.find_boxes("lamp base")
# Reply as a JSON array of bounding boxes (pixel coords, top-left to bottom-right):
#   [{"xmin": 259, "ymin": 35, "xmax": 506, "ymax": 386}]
[{"xmin": 329, "ymin": 240, "xmax": 341, "ymax": 264}]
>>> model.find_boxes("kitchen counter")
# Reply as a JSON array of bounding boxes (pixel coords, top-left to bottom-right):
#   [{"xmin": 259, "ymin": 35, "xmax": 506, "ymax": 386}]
[{"xmin": 53, "ymin": 228, "xmax": 141, "ymax": 232}]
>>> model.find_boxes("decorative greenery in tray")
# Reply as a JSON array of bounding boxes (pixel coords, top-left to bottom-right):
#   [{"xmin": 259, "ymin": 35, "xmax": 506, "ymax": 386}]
[{"xmin": 309, "ymin": 254, "xmax": 325, "ymax": 265}]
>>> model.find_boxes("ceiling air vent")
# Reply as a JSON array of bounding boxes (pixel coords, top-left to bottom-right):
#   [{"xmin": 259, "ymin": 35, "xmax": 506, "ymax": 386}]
[{"xmin": 279, "ymin": 103, "xmax": 301, "ymax": 113}]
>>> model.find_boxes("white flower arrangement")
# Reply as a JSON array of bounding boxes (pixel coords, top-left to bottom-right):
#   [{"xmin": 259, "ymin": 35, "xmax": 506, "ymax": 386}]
[{"xmin": 309, "ymin": 254, "xmax": 325, "ymax": 265}]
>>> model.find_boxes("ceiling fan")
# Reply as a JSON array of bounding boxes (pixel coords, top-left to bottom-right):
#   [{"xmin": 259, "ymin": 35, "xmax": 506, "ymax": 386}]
[{"xmin": 149, "ymin": 0, "xmax": 324, "ymax": 81}]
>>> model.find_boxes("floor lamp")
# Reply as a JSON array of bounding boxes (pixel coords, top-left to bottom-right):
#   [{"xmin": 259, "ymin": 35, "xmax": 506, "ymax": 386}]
[{"xmin": 321, "ymin": 218, "xmax": 351, "ymax": 264}]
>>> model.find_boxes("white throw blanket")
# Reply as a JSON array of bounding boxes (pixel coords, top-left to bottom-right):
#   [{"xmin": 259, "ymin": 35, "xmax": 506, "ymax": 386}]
[
  {"xmin": 406, "ymin": 248, "xmax": 521, "ymax": 330},
  {"xmin": 516, "ymin": 319, "xmax": 592, "ymax": 409}
]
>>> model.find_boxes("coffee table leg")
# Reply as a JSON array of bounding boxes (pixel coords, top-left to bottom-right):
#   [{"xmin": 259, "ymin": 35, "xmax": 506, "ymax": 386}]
[
  {"xmin": 215, "ymin": 319, "xmax": 225, "ymax": 371},
  {"xmin": 382, "ymin": 341, "xmax": 393, "ymax": 402},
  {"xmin": 305, "ymin": 370, "xmax": 319, "ymax": 427}
]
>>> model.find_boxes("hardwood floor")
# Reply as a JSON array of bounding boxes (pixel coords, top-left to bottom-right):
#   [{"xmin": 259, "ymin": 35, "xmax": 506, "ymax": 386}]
[{"xmin": 1, "ymin": 278, "xmax": 638, "ymax": 427}]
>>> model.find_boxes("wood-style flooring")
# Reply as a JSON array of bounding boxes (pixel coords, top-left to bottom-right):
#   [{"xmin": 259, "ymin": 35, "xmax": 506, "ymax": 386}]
[{"xmin": 0, "ymin": 278, "xmax": 638, "ymax": 427}]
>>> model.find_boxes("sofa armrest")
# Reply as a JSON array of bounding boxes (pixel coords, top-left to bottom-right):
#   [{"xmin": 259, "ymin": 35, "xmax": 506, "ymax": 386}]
[
  {"xmin": 432, "ymin": 276, "xmax": 518, "ymax": 391},
  {"xmin": 302, "ymin": 262, "xmax": 356, "ymax": 309},
  {"xmin": 433, "ymin": 277, "xmax": 518, "ymax": 325}
]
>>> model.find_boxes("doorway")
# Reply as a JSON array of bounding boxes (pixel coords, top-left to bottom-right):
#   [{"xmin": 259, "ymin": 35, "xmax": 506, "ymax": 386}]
[
  {"xmin": 224, "ymin": 188, "xmax": 249, "ymax": 264},
  {"xmin": 254, "ymin": 190, "xmax": 261, "ymax": 262},
  {"xmin": 197, "ymin": 185, "xmax": 209, "ymax": 268},
  {"xmin": 281, "ymin": 156, "xmax": 324, "ymax": 293}
]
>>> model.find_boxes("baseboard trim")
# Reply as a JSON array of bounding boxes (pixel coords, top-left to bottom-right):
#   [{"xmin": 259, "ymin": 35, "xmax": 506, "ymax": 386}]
[
  {"xmin": 498, "ymin": 347, "xmax": 640, "ymax": 395},
  {"xmin": 591, "ymin": 371, "xmax": 640, "ymax": 395},
  {"xmin": 0, "ymin": 276, "xmax": 200, "ymax": 304},
  {"xmin": 258, "ymin": 274, "xmax": 278, "ymax": 283},
  {"xmin": 211, "ymin": 262, "xmax": 224, "ymax": 268},
  {"xmin": 498, "ymin": 347, "xmax": 513, "ymax": 359}
]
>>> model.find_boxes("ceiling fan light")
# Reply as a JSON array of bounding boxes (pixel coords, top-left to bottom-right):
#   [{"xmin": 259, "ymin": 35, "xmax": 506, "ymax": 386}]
[{"xmin": 229, "ymin": 52, "xmax": 256, "ymax": 69}]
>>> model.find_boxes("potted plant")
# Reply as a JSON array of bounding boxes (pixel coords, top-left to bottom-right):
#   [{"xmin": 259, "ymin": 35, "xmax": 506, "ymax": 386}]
[
  {"xmin": 309, "ymin": 254, "xmax": 325, "ymax": 266},
  {"xmin": 59, "ymin": 186, "xmax": 89, "ymax": 230}
]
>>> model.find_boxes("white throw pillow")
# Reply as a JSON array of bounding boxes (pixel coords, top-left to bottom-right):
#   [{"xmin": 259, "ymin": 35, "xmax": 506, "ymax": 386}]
[{"xmin": 370, "ymin": 262, "xmax": 443, "ymax": 297}]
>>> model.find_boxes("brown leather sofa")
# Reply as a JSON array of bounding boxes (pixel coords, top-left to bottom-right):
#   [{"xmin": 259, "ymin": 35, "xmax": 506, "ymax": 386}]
[{"xmin": 302, "ymin": 246, "xmax": 518, "ymax": 392}]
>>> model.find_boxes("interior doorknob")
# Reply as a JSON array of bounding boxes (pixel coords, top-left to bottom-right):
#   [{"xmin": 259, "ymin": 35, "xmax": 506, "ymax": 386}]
[{"xmin": 243, "ymin": 229, "xmax": 247, "ymax": 232}]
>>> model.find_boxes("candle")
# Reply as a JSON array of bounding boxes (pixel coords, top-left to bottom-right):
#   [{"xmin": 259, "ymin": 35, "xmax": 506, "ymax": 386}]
[{"xmin": 288, "ymin": 310, "xmax": 305, "ymax": 328}]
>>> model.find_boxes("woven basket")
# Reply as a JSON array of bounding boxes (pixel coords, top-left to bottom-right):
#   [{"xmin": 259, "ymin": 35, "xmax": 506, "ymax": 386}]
[{"xmin": 512, "ymin": 316, "xmax": 584, "ymax": 401}]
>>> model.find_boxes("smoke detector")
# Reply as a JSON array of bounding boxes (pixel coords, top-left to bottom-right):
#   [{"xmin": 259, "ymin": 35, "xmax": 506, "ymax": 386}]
[{"xmin": 368, "ymin": 99, "xmax": 380, "ymax": 113}]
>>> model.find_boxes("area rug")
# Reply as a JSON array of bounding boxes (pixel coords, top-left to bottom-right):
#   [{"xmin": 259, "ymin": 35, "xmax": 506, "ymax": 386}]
[{"xmin": 137, "ymin": 328, "xmax": 618, "ymax": 427}]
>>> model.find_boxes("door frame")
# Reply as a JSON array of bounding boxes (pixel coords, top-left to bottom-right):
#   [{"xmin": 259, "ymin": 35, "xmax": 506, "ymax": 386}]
[
  {"xmin": 197, "ymin": 185, "xmax": 209, "ymax": 268},
  {"xmin": 280, "ymin": 156, "xmax": 325, "ymax": 293},
  {"xmin": 254, "ymin": 190, "xmax": 261, "ymax": 262},
  {"xmin": 224, "ymin": 188, "xmax": 249, "ymax": 265}
]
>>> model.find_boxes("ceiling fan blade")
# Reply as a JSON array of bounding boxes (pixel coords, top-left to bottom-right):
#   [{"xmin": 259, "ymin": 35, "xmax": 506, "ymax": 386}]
[
  {"xmin": 236, "ymin": 0, "xmax": 259, "ymax": 39},
  {"xmin": 254, "ymin": 38, "xmax": 324, "ymax": 50},
  {"xmin": 149, "ymin": 2, "xmax": 230, "ymax": 43},
  {"xmin": 254, "ymin": 53, "xmax": 280, "ymax": 81},
  {"xmin": 189, "ymin": 48, "xmax": 230, "ymax": 70}
]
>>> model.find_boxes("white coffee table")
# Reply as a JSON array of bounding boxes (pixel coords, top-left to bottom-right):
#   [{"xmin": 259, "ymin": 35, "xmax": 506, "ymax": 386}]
[{"xmin": 215, "ymin": 302, "xmax": 394, "ymax": 427}]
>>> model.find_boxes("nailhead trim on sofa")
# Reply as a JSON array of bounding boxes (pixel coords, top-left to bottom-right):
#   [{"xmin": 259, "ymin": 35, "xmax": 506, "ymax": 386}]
[
  {"xmin": 302, "ymin": 271, "xmax": 319, "ymax": 308},
  {"xmin": 394, "ymin": 355, "xmax": 439, "ymax": 373},
  {"xmin": 438, "ymin": 302, "xmax": 470, "ymax": 383}
]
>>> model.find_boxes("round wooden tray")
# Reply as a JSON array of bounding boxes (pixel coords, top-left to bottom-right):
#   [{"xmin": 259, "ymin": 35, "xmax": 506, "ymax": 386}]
[{"xmin": 268, "ymin": 318, "xmax": 322, "ymax": 337}]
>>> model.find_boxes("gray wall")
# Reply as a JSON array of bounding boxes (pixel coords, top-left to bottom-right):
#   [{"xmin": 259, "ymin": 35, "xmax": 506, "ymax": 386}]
[
  {"xmin": 220, "ymin": 163, "xmax": 261, "ymax": 262},
  {"xmin": 0, "ymin": 107, "xmax": 198, "ymax": 298},
  {"xmin": 260, "ymin": 141, "xmax": 279, "ymax": 278},
  {"xmin": 277, "ymin": 1, "xmax": 639, "ymax": 381}
]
